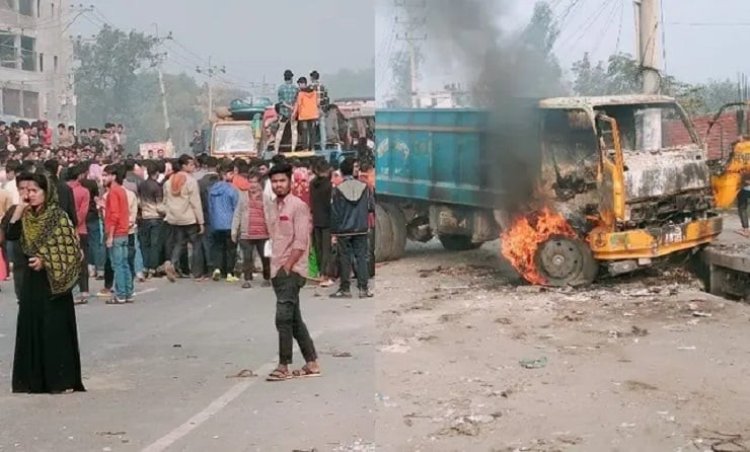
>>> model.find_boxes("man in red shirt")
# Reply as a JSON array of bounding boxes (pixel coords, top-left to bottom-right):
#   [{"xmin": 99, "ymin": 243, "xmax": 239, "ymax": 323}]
[
  {"xmin": 67, "ymin": 164, "xmax": 91, "ymax": 304},
  {"xmin": 103, "ymin": 164, "xmax": 133, "ymax": 304}
]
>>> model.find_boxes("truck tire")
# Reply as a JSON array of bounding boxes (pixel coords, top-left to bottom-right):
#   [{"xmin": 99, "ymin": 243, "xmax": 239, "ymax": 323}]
[
  {"xmin": 534, "ymin": 236, "xmax": 598, "ymax": 287},
  {"xmin": 382, "ymin": 203, "xmax": 407, "ymax": 260},
  {"xmin": 374, "ymin": 204, "xmax": 393, "ymax": 262},
  {"xmin": 438, "ymin": 234, "xmax": 482, "ymax": 251}
]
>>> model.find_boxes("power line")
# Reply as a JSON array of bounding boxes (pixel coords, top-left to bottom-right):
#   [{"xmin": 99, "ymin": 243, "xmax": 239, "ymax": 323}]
[{"xmin": 666, "ymin": 21, "xmax": 750, "ymax": 26}]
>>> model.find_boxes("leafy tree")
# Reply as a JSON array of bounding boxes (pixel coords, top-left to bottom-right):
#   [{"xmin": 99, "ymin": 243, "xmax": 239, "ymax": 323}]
[
  {"xmin": 74, "ymin": 24, "xmax": 159, "ymax": 144},
  {"xmin": 571, "ymin": 52, "xmax": 741, "ymax": 117},
  {"xmin": 129, "ymin": 71, "xmax": 204, "ymax": 151}
]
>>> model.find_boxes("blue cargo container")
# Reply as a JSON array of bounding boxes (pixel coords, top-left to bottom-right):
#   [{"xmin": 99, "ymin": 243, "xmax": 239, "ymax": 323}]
[
  {"xmin": 373, "ymin": 108, "xmax": 512, "ymax": 262},
  {"xmin": 376, "ymin": 108, "xmax": 501, "ymax": 208}
]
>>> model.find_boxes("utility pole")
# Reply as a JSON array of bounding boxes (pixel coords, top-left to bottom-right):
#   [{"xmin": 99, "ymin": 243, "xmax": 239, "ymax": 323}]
[
  {"xmin": 196, "ymin": 57, "xmax": 226, "ymax": 121},
  {"xmin": 394, "ymin": 0, "xmax": 427, "ymax": 108},
  {"xmin": 152, "ymin": 24, "xmax": 172, "ymax": 142},
  {"xmin": 635, "ymin": 0, "xmax": 662, "ymax": 150}
]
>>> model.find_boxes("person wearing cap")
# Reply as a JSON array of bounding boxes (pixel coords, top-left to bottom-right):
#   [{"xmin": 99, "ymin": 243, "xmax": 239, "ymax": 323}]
[
  {"xmin": 274, "ymin": 69, "xmax": 299, "ymax": 154},
  {"xmin": 309, "ymin": 70, "xmax": 329, "ymax": 149}
]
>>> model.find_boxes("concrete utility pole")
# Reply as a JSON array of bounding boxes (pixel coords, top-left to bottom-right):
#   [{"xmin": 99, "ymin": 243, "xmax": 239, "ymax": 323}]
[
  {"xmin": 394, "ymin": 0, "xmax": 427, "ymax": 108},
  {"xmin": 152, "ymin": 24, "xmax": 171, "ymax": 142},
  {"xmin": 196, "ymin": 56, "xmax": 225, "ymax": 121},
  {"xmin": 635, "ymin": 0, "xmax": 663, "ymax": 150}
]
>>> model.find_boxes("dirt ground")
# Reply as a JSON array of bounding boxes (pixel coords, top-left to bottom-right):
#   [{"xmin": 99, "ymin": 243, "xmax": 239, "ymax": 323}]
[{"xmin": 373, "ymin": 237, "xmax": 750, "ymax": 452}]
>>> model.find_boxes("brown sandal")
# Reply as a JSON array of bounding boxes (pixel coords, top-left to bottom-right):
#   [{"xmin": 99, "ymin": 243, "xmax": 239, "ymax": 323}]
[
  {"xmin": 266, "ymin": 368, "xmax": 293, "ymax": 382},
  {"xmin": 292, "ymin": 365, "xmax": 322, "ymax": 378}
]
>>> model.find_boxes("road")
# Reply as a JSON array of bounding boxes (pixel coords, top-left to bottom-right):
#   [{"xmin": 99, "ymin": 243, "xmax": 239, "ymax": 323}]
[
  {"xmin": 2, "ymin": 222, "xmax": 749, "ymax": 452},
  {"xmin": 0, "ymin": 275, "xmax": 376, "ymax": 452}
]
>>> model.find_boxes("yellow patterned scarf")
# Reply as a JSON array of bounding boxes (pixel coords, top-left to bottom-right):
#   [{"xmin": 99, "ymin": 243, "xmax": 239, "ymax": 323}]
[{"xmin": 20, "ymin": 178, "xmax": 81, "ymax": 295}]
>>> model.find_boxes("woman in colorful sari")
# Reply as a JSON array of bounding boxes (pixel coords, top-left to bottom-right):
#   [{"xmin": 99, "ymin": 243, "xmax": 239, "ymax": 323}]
[{"xmin": 5, "ymin": 172, "xmax": 85, "ymax": 394}]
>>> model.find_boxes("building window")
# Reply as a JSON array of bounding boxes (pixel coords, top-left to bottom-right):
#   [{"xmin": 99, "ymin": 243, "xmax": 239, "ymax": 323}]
[
  {"xmin": 51, "ymin": 2, "xmax": 55, "ymax": 17},
  {"xmin": 0, "ymin": 33, "xmax": 16, "ymax": 69},
  {"xmin": 22, "ymin": 90, "xmax": 38, "ymax": 118},
  {"xmin": 5, "ymin": 0, "xmax": 16, "ymax": 11},
  {"xmin": 20, "ymin": 36, "xmax": 35, "ymax": 71},
  {"xmin": 36, "ymin": 0, "xmax": 40, "ymax": 17},
  {"xmin": 53, "ymin": 55, "xmax": 58, "ymax": 72},
  {"xmin": 18, "ymin": 0, "xmax": 32, "ymax": 16},
  {"xmin": 38, "ymin": 52, "xmax": 43, "ymax": 72},
  {"xmin": 3, "ymin": 89, "xmax": 21, "ymax": 117}
]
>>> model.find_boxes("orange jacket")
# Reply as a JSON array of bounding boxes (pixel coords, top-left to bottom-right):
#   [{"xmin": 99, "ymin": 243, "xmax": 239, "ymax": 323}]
[{"xmin": 295, "ymin": 89, "xmax": 319, "ymax": 121}]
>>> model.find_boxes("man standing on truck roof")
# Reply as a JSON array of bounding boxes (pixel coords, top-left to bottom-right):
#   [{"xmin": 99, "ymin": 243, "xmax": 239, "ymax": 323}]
[
  {"xmin": 274, "ymin": 70, "xmax": 299, "ymax": 155},
  {"xmin": 330, "ymin": 157, "xmax": 374, "ymax": 299},
  {"xmin": 310, "ymin": 70, "xmax": 329, "ymax": 149},
  {"xmin": 293, "ymin": 77, "xmax": 319, "ymax": 152}
]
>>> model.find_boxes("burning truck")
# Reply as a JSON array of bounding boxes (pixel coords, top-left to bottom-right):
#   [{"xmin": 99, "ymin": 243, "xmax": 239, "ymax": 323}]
[{"xmin": 374, "ymin": 94, "xmax": 723, "ymax": 286}]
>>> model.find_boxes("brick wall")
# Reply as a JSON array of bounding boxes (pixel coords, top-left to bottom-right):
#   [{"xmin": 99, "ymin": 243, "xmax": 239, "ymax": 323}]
[{"xmin": 664, "ymin": 113, "xmax": 738, "ymax": 160}]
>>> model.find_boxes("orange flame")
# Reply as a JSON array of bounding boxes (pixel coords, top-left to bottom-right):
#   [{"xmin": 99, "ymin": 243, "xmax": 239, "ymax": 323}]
[{"xmin": 500, "ymin": 208, "xmax": 577, "ymax": 285}]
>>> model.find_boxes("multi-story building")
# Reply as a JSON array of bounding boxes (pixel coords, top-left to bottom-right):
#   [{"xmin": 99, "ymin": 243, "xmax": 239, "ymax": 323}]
[{"xmin": 0, "ymin": 0, "xmax": 75, "ymax": 125}]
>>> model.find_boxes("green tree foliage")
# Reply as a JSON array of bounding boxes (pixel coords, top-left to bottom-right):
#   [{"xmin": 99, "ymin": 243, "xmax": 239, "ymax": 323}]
[
  {"xmin": 74, "ymin": 25, "xmax": 158, "ymax": 145},
  {"xmin": 571, "ymin": 52, "xmax": 740, "ymax": 117}
]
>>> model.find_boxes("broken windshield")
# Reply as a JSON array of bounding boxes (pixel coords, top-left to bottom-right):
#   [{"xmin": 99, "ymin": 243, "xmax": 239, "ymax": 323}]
[
  {"xmin": 213, "ymin": 124, "xmax": 255, "ymax": 154},
  {"xmin": 594, "ymin": 103, "xmax": 697, "ymax": 151}
]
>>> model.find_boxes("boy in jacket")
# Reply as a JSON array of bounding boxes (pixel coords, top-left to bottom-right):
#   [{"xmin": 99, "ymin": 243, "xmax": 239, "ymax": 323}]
[
  {"xmin": 330, "ymin": 157, "xmax": 374, "ymax": 299},
  {"xmin": 209, "ymin": 163, "xmax": 240, "ymax": 282}
]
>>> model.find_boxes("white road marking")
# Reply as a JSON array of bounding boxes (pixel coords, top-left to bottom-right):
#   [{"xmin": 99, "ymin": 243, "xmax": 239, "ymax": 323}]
[
  {"xmin": 141, "ymin": 332, "xmax": 321, "ymax": 452},
  {"xmin": 134, "ymin": 287, "xmax": 158, "ymax": 297}
]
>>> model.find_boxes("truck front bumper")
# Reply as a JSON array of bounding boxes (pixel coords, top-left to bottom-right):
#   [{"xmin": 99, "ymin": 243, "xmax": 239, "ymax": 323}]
[{"xmin": 589, "ymin": 216, "xmax": 723, "ymax": 261}]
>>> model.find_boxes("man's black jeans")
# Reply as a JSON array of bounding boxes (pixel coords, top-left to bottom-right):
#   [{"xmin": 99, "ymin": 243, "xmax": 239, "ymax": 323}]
[
  {"xmin": 312, "ymin": 227, "xmax": 332, "ymax": 278},
  {"xmin": 272, "ymin": 269, "xmax": 317, "ymax": 365},
  {"xmin": 167, "ymin": 224, "xmax": 201, "ymax": 277},
  {"xmin": 338, "ymin": 234, "xmax": 369, "ymax": 292},
  {"xmin": 211, "ymin": 230, "xmax": 237, "ymax": 277},
  {"xmin": 139, "ymin": 218, "xmax": 164, "ymax": 271}
]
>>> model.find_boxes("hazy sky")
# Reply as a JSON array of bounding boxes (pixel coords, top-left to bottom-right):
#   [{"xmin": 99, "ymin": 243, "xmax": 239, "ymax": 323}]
[
  {"xmin": 376, "ymin": 0, "xmax": 750, "ymax": 100},
  {"xmin": 73, "ymin": 1, "xmax": 750, "ymax": 99},
  {"xmin": 76, "ymin": 0, "xmax": 374, "ymax": 91}
]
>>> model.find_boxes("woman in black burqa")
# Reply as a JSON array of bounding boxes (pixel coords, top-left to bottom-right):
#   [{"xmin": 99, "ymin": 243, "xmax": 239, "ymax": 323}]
[{"xmin": 4, "ymin": 171, "xmax": 85, "ymax": 393}]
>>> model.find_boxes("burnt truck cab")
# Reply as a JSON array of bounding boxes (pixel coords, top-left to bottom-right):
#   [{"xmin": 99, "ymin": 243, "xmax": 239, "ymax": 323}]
[{"xmin": 538, "ymin": 94, "xmax": 722, "ymax": 275}]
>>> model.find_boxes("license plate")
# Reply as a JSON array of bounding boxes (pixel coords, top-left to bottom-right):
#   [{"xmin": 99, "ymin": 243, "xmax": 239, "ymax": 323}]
[{"xmin": 663, "ymin": 226, "xmax": 683, "ymax": 244}]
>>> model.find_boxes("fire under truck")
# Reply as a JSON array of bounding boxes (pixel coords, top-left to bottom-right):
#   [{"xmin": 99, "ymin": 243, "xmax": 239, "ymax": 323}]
[{"xmin": 375, "ymin": 95, "xmax": 724, "ymax": 287}]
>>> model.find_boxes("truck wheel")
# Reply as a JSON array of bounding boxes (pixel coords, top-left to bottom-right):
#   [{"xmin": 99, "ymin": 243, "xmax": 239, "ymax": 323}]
[
  {"xmin": 374, "ymin": 204, "xmax": 393, "ymax": 262},
  {"xmin": 382, "ymin": 203, "xmax": 407, "ymax": 260},
  {"xmin": 438, "ymin": 234, "xmax": 482, "ymax": 251},
  {"xmin": 534, "ymin": 236, "xmax": 598, "ymax": 287}
]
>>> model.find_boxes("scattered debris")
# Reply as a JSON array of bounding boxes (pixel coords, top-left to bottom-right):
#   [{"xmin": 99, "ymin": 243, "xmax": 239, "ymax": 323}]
[
  {"xmin": 96, "ymin": 431, "xmax": 126, "ymax": 436},
  {"xmin": 519, "ymin": 356, "xmax": 548, "ymax": 369},
  {"xmin": 624, "ymin": 380, "xmax": 658, "ymax": 392},
  {"xmin": 172, "ymin": 344, "xmax": 182, "ymax": 348},
  {"xmin": 332, "ymin": 352, "xmax": 353, "ymax": 358},
  {"xmin": 226, "ymin": 369, "xmax": 257, "ymax": 379},
  {"xmin": 441, "ymin": 414, "xmax": 497, "ymax": 437},
  {"xmin": 631, "ymin": 325, "xmax": 649, "ymax": 337},
  {"xmin": 494, "ymin": 317, "xmax": 513, "ymax": 325},
  {"xmin": 692, "ymin": 311, "xmax": 713, "ymax": 318}
]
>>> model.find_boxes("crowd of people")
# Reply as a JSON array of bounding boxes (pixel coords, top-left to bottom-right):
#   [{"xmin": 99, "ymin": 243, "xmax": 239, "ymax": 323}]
[{"xmin": 0, "ymin": 128, "xmax": 377, "ymax": 391}]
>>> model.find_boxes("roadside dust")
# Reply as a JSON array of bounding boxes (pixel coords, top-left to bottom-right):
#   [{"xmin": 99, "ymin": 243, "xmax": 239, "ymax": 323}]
[{"xmin": 374, "ymin": 242, "xmax": 750, "ymax": 451}]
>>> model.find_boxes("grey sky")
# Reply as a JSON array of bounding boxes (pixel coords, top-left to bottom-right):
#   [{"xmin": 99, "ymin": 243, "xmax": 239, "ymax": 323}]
[
  {"xmin": 376, "ymin": 0, "xmax": 750, "ymax": 100},
  {"xmin": 77, "ymin": 0, "xmax": 374, "ymax": 91}
]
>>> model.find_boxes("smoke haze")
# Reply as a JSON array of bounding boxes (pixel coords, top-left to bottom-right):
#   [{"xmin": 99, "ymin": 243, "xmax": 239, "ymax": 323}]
[{"xmin": 409, "ymin": 0, "xmax": 564, "ymax": 213}]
